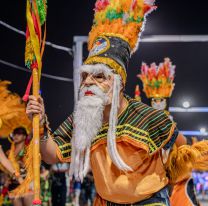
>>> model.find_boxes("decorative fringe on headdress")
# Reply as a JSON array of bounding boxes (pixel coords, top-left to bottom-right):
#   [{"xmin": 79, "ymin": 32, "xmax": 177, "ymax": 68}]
[
  {"xmin": 9, "ymin": 139, "xmax": 34, "ymax": 197},
  {"xmin": 88, "ymin": 0, "xmax": 156, "ymax": 53},
  {"xmin": 138, "ymin": 58, "xmax": 175, "ymax": 98},
  {"xmin": 165, "ymin": 140, "xmax": 208, "ymax": 183},
  {"xmin": 0, "ymin": 81, "xmax": 32, "ymax": 137}
]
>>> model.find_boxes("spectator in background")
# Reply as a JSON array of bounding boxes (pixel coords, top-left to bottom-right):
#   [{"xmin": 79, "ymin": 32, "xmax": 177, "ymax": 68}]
[
  {"xmin": 51, "ymin": 163, "xmax": 69, "ymax": 206},
  {"xmin": 74, "ymin": 180, "xmax": 81, "ymax": 206},
  {"xmin": 40, "ymin": 165, "xmax": 51, "ymax": 206},
  {"xmin": 81, "ymin": 172, "xmax": 95, "ymax": 206}
]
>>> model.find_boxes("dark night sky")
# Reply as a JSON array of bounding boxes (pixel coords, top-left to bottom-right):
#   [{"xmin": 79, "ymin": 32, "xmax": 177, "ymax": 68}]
[{"xmin": 0, "ymin": 0, "xmax": 208, "ymax": 134}]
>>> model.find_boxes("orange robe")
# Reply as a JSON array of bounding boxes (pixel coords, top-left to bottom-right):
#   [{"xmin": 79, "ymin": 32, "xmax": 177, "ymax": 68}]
[
  {"xmin": 54, "ymin": 97, "xmax": 177, "ymax": 204},
  {"xmin": 170, "ymin": 177, "xmax": 200, "ymax": 206}
]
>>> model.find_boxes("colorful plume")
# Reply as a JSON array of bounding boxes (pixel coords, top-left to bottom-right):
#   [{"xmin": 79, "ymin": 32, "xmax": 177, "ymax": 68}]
[
  {"xmin": 138, "ymin": 58, "xmax": 175, "ymax": 98},
  {"xmin": 0, "ymin": 81, "xmax": 32, "ymax": 137},
  {"xmin": 23, "ymin": 0, "xmax": 47, "ymax": 102},
  {"xmin": 88, "ymin": 0, "xmax": 156, "ymax": 53},
  {"xmin": 25, "ymin": 0, "xmax": 47, "ymax": 70}
]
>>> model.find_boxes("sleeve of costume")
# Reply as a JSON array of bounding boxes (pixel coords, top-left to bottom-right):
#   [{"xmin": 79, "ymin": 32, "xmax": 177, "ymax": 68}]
[
  {"xmin": 147, "ymin": 109, "xmax": 177, "ymax": 154},
  {"xmin": 52, "ymin": 115, "xmax": 73, "ymax": 162}
]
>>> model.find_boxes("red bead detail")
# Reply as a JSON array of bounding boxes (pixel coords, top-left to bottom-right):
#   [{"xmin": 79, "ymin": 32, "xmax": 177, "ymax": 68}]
[
  {"xmin": 31, "ymin": 62, "xmax": 38, "ymax": 69},
  {"xmin": 32, "ymin": 199, "xmax": 42, "ymax": 205}
]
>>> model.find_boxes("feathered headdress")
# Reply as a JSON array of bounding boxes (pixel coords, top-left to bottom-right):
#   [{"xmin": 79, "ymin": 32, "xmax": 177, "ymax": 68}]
[
  {"xmin": 84, "ymin": 0, "xmax": 156, "ymax": 84},
  {"xmin": 138, "ymin": 58, "xmax": 175, "ymax": 98},
  {"xmin": 0, "ymin": 81, "xmax": 32, "ymax": 137}
]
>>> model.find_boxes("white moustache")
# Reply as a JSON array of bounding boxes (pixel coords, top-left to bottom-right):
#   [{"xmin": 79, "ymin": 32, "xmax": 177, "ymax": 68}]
[{"xmin": 79, "ymin": 85, "xmax": 109, "ymax": 105}]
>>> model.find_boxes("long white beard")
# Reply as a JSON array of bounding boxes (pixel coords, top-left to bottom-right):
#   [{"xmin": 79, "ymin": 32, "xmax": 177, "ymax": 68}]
[
  {"xmin": 71, "ymin": 65, "xmax": 132, "ymax": 181},
  {"xmin": 70, "ymin": 86, "xmax": 106, "ymax": 181}
]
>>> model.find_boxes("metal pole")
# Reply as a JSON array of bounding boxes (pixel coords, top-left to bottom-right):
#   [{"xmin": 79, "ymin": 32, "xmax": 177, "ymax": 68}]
[{"xmin": 73, "ymin": 36, "xmax": 88, "ymax": 103}]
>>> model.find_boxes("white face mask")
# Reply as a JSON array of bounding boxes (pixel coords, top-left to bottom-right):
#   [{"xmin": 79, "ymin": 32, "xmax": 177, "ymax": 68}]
[
  {"xmin": 151, "ymin": 98, "xmax": 167, "ymax": 111},
  {"xmin": 79, "ymin": 71, "xmax": 114, "ymax": 105}
]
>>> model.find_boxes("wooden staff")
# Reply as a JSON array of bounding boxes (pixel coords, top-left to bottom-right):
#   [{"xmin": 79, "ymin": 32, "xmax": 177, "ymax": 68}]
[{"xmin": 32, "ymin": 68, "xmax": 41, "ymax": 203}]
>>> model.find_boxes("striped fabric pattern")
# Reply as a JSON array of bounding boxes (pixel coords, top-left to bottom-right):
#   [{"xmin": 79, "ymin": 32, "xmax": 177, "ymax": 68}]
[
  {"xmin": 53, "ymin": 115, "xmax": 73, "ymax": 162},
  {"xmin": 93, "ymin": 96, "xmax": 176, "ymax": 154},
  {"xmin": 52, "ymin": 96, "xmax": 176, "ymax": 161}
]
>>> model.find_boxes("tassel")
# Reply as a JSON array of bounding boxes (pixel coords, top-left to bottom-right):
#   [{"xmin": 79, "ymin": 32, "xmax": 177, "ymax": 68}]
[
  {"xmin": 8, "ymin": 143, "xmax": 20, "ymax": 174},
  {"xmin": 23, "ymin": 75, "xmax": 33, "ymax": 102}
]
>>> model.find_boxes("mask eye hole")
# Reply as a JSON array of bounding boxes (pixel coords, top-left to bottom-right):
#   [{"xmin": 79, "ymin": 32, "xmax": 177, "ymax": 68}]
[
  {"xmin": 81, "ymin": 72, "xmax": 89, "ymax": 81},
  {"xmin": 93, "ymin": 73, "xmax": 106, "ymax": 82}
]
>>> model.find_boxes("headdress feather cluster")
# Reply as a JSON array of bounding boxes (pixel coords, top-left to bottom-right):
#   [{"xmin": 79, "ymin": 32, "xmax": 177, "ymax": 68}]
[{"xmin": 138, "ymin": 58, "xmax": 175, "ymax": 98}]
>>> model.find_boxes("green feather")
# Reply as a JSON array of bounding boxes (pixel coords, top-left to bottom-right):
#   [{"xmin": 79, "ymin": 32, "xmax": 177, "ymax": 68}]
[
  {"xmin": 106, "ymin": 9, "xmax": 123, "ymax": 21},
  {"xmin": 154, "ymin": 81, "xmax": 162, "ymax": 88},
  {"xmin": 127, "ymin": 16, "xmax": 144, "ymax": 23},
  {"xmin": 36, "ymin": 0, "xmax": 47, "ymax": 25}
]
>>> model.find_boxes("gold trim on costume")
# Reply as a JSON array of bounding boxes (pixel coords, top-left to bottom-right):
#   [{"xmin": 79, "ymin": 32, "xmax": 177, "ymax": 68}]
[
  {"xmin": 90, "ymin": 135, "xmax": 150, "ymax": 153},
  {"xmin": 94, "ymin": 131, "xmax": 155, "ymax": 152},
  {"xmin": 84, "ymin": 56, "xmax": 127, "ymax": 83},
  {"xmin": 58, "ymin": 143, "xmax": 71, "ymax": 148},
  {"xmin": 97, "ymin": 124, "xmax": 149, "ymax": 138},
  {"xmin": 56, "ymin": 144, "xmax": 71, "ymax": 163},
  {"xmin": 62, "ymin": 149, "xmax": 71, "ymax": 154}
]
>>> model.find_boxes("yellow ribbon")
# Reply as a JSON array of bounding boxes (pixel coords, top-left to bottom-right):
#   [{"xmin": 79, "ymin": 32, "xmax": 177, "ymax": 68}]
[{"xmin": 26, "ymin": 0, "xmax": 42, "ymax": 78}]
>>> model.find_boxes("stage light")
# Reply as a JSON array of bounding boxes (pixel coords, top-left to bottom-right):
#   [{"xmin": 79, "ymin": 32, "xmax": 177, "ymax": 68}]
[
  {"xmin": 182, "ymin": 101, "xmax": 190, "ymax": 108},
  {"xmin": 200, "ymin": 128, "xmax": 207, "ymax": 134}
]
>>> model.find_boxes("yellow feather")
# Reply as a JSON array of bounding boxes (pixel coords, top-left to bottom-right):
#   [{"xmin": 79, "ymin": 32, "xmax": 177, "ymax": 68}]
[
  {"xmin": 9, "ymin": 139, "xmax": 34, "ymax": 197},
  {"xmin": 166, "ymin": 141, "xmax": 208, "ymax": 183},
  {"xmin": 0, "ymin": 81, "xmax": 32, "ymax": 137}
]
